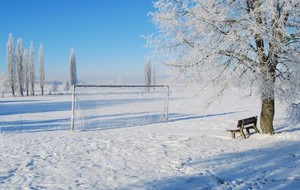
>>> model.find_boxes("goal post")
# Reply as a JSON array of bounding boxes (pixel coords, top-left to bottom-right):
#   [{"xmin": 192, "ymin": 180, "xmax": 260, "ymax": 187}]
[{"xmin": 71, "ymin": 84, "xmax": 169, "ymax": 131}]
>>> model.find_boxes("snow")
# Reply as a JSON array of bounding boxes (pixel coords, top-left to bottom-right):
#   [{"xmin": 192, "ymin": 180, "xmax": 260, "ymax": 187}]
[{"xmin": 1, "ymin": 87, "xmax": 300, "ymax": 189}]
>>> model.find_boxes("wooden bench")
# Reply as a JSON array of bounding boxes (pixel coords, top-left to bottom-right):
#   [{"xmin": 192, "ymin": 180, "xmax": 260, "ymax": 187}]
[{"xmin": 228, "ymin": 116, "xmax": 260, "ymax": 139}]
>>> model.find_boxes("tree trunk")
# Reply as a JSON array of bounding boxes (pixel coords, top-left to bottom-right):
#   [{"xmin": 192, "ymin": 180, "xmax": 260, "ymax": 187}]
[
  {"xmin": 19, "ymin": 87, "xmax": 23, "ymax": 96},
  {"xmin": 260, "ymin": 98, "xmax": 275, "ymax": 134},
  {"xmin": 259, "ymin": 60, "xmax": 276, "ymax": 135},
  {"xmin": 11, "ymin": 87, "xmax": 15, "ymax": 96}
]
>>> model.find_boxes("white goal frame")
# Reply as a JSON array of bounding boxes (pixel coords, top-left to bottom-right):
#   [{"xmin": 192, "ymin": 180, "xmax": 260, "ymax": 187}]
[{"xmin": 70, "ymin": 84, "xmax": 169, "ymax": 131}]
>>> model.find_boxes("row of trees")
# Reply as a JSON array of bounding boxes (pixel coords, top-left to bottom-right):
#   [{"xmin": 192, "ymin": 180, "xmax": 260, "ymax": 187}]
[
  {"xmin": 6, "ymin": 33, "xmax": 45, "ymax": 96},
  {"xmin": 4, "ymin": 33, "xmax": 78, "ymax": 97}
]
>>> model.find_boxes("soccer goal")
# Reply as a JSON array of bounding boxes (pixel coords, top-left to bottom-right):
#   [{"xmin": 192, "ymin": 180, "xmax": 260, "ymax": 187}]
[{"xmin": 71, "ymin": 85, "xmax": 169, "ymax": 131}]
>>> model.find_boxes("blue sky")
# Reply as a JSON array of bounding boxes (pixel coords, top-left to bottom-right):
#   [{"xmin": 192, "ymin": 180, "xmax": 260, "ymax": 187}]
[{"xmin": 0, "ymin": 0, "xmax": 159, "ymax": 82}]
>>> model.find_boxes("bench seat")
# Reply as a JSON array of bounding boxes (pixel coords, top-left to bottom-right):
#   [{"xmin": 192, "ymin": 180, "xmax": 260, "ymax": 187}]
[{"xmin": 228, "ymin": 116, "xmax": 260, "ymax": 139}]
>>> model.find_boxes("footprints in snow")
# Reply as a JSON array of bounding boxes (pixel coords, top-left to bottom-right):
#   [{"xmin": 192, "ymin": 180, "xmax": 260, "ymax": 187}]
[{"xmin": 0, "ymin": 168, "xmax": 17, "ymax": 183}]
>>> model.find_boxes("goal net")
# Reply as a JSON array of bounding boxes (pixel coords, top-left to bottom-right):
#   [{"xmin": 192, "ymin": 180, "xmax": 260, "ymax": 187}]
[{"xmin": 71, "ymin": 85, "xmax": 169, "ymax": 131}]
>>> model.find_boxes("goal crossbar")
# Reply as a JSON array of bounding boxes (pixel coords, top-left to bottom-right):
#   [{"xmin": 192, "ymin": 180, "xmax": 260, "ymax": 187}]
[{"xmin": 73, "ymin": 84, "xmax": 169, "ymax": 88}]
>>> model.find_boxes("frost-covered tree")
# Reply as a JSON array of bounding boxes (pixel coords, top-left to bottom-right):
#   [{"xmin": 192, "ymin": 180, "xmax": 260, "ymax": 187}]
[
  {"xmin": 152, "ymin": 64, "xmax": 156, "ymax": 87},
  {"xmin": 23, "ymin": 49, "xmax": 30, "ymax": 96},
  {"xmin": 0, "ymin": 74, "xmax": 4, "ymax": 97},
  {"xmin": 6, "ymin": 33, "xmax": 16, "ymax": 96},
  {"xmin": 51, "ymin": 81, "xmax": 59, "ymax": 95},
  {"xmin": 288, "ymin": 103, "xmax": 300, "ymax": 125},
  {"xmin": 39, "ymin": 43, "xmax": 45, "ymax": 95},
  {"xmin": 16, "ymin": 38, "xmax": 24, "ymax": 96},
  {"xmin": 148, "ymin": 0, "xmax": 300, "ymax": 134},
  {"xmin": 64, "ymin": 80, "xmax": 70, "ymax": 94},
  {"xmin": 69, "ymin": 48, "xmax": 77, "ymax": 87},
  {"xmin": 29, "ymin": 41, "xmax": 35, "ymax": 96},
  {"xmin": 144, "ymin": 58, "xmax": 152, "ymax": 86},
  {"xmin": 0, "ymin": 73, "xmax": 8, "ymax": 97},
  {"xmin": 144, "ymin": 58, "xmax": 152, "ymax": 91}
]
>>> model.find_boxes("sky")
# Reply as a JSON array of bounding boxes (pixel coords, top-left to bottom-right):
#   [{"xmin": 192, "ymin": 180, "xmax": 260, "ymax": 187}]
[{"xmin": 0, "ymin": 0, "xmax": 160, "ymax": 83}]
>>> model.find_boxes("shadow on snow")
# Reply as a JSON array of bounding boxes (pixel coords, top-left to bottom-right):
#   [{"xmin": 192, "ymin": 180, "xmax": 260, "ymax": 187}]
[
  {"xmin": 0, "ymin": 118, "xmax": 70, "ymax": 133},
  {"xmin": 127, "ymin": 141, "xmax": 300, "ymax": 190},
  {"xmin": 0, "ymin": 101, "xmax": 71, "ymax": 116},
  {"xmin": 167, "ymin": 111, "xmax": 241, "ymax": 122}
]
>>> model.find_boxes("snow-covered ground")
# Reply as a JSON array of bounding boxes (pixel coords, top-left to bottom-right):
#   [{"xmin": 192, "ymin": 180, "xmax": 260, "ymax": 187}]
[{"xmin": 0, "ymin": 87, "xmax": 299, "ymax": 189}]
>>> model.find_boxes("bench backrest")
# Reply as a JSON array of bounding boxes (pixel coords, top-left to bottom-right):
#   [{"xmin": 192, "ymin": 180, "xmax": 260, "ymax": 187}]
[{"xmin": 237, "ymin": 116, "xmax": 257, "ymax": 128}]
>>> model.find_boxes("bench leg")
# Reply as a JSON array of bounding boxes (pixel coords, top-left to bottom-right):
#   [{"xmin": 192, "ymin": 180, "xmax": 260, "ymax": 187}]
[
  {"xmin": 231, "ymin": 132, "xmax": 236, "ymax": 139},
  {"xmin": 240, "ymin": 129, "xmax": 246, "ymax": 138},
  {"xmin": 254, "ymin": 126, "xmax": 260, "ymax": 133},
  {"xmin": 246, "ymin": 128, "xmax": 250, "ymax": 135}
]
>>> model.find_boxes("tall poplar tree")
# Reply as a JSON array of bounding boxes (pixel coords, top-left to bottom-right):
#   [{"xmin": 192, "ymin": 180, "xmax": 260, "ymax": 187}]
[
  {"xmin": 29, "ymin": 41, "xmax": 35, "ymax": 96},
  {"xmin": 23, "ymin": 49, "xmax": 30, "ymax": 96},
  {"xmin": 6, "ymin": 33, "xmax": 16, "ymax": 96},
  {"xmin": 144, "ymin": 58, "xmax": 151, "ymax": 86},
  {"xmin": 69, "ymin": 48, "xmax": 77, "ymax": 87},
  {"xmin": 39, "ymin": 43, "xmax": 45, "ymax": 95},
  {"xmin": 16, "ymin": 38, "xmax": 24, "ymax": 96},
  {"xmin": 152, "ymin": 64, "xmax": 156, "ymax": 87}
]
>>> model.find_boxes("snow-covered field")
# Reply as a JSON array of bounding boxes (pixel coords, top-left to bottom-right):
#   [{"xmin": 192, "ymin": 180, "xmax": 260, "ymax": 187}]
[{"xmin": 1, "ymin": 87, "xmax": 300, "ymax": 189}]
